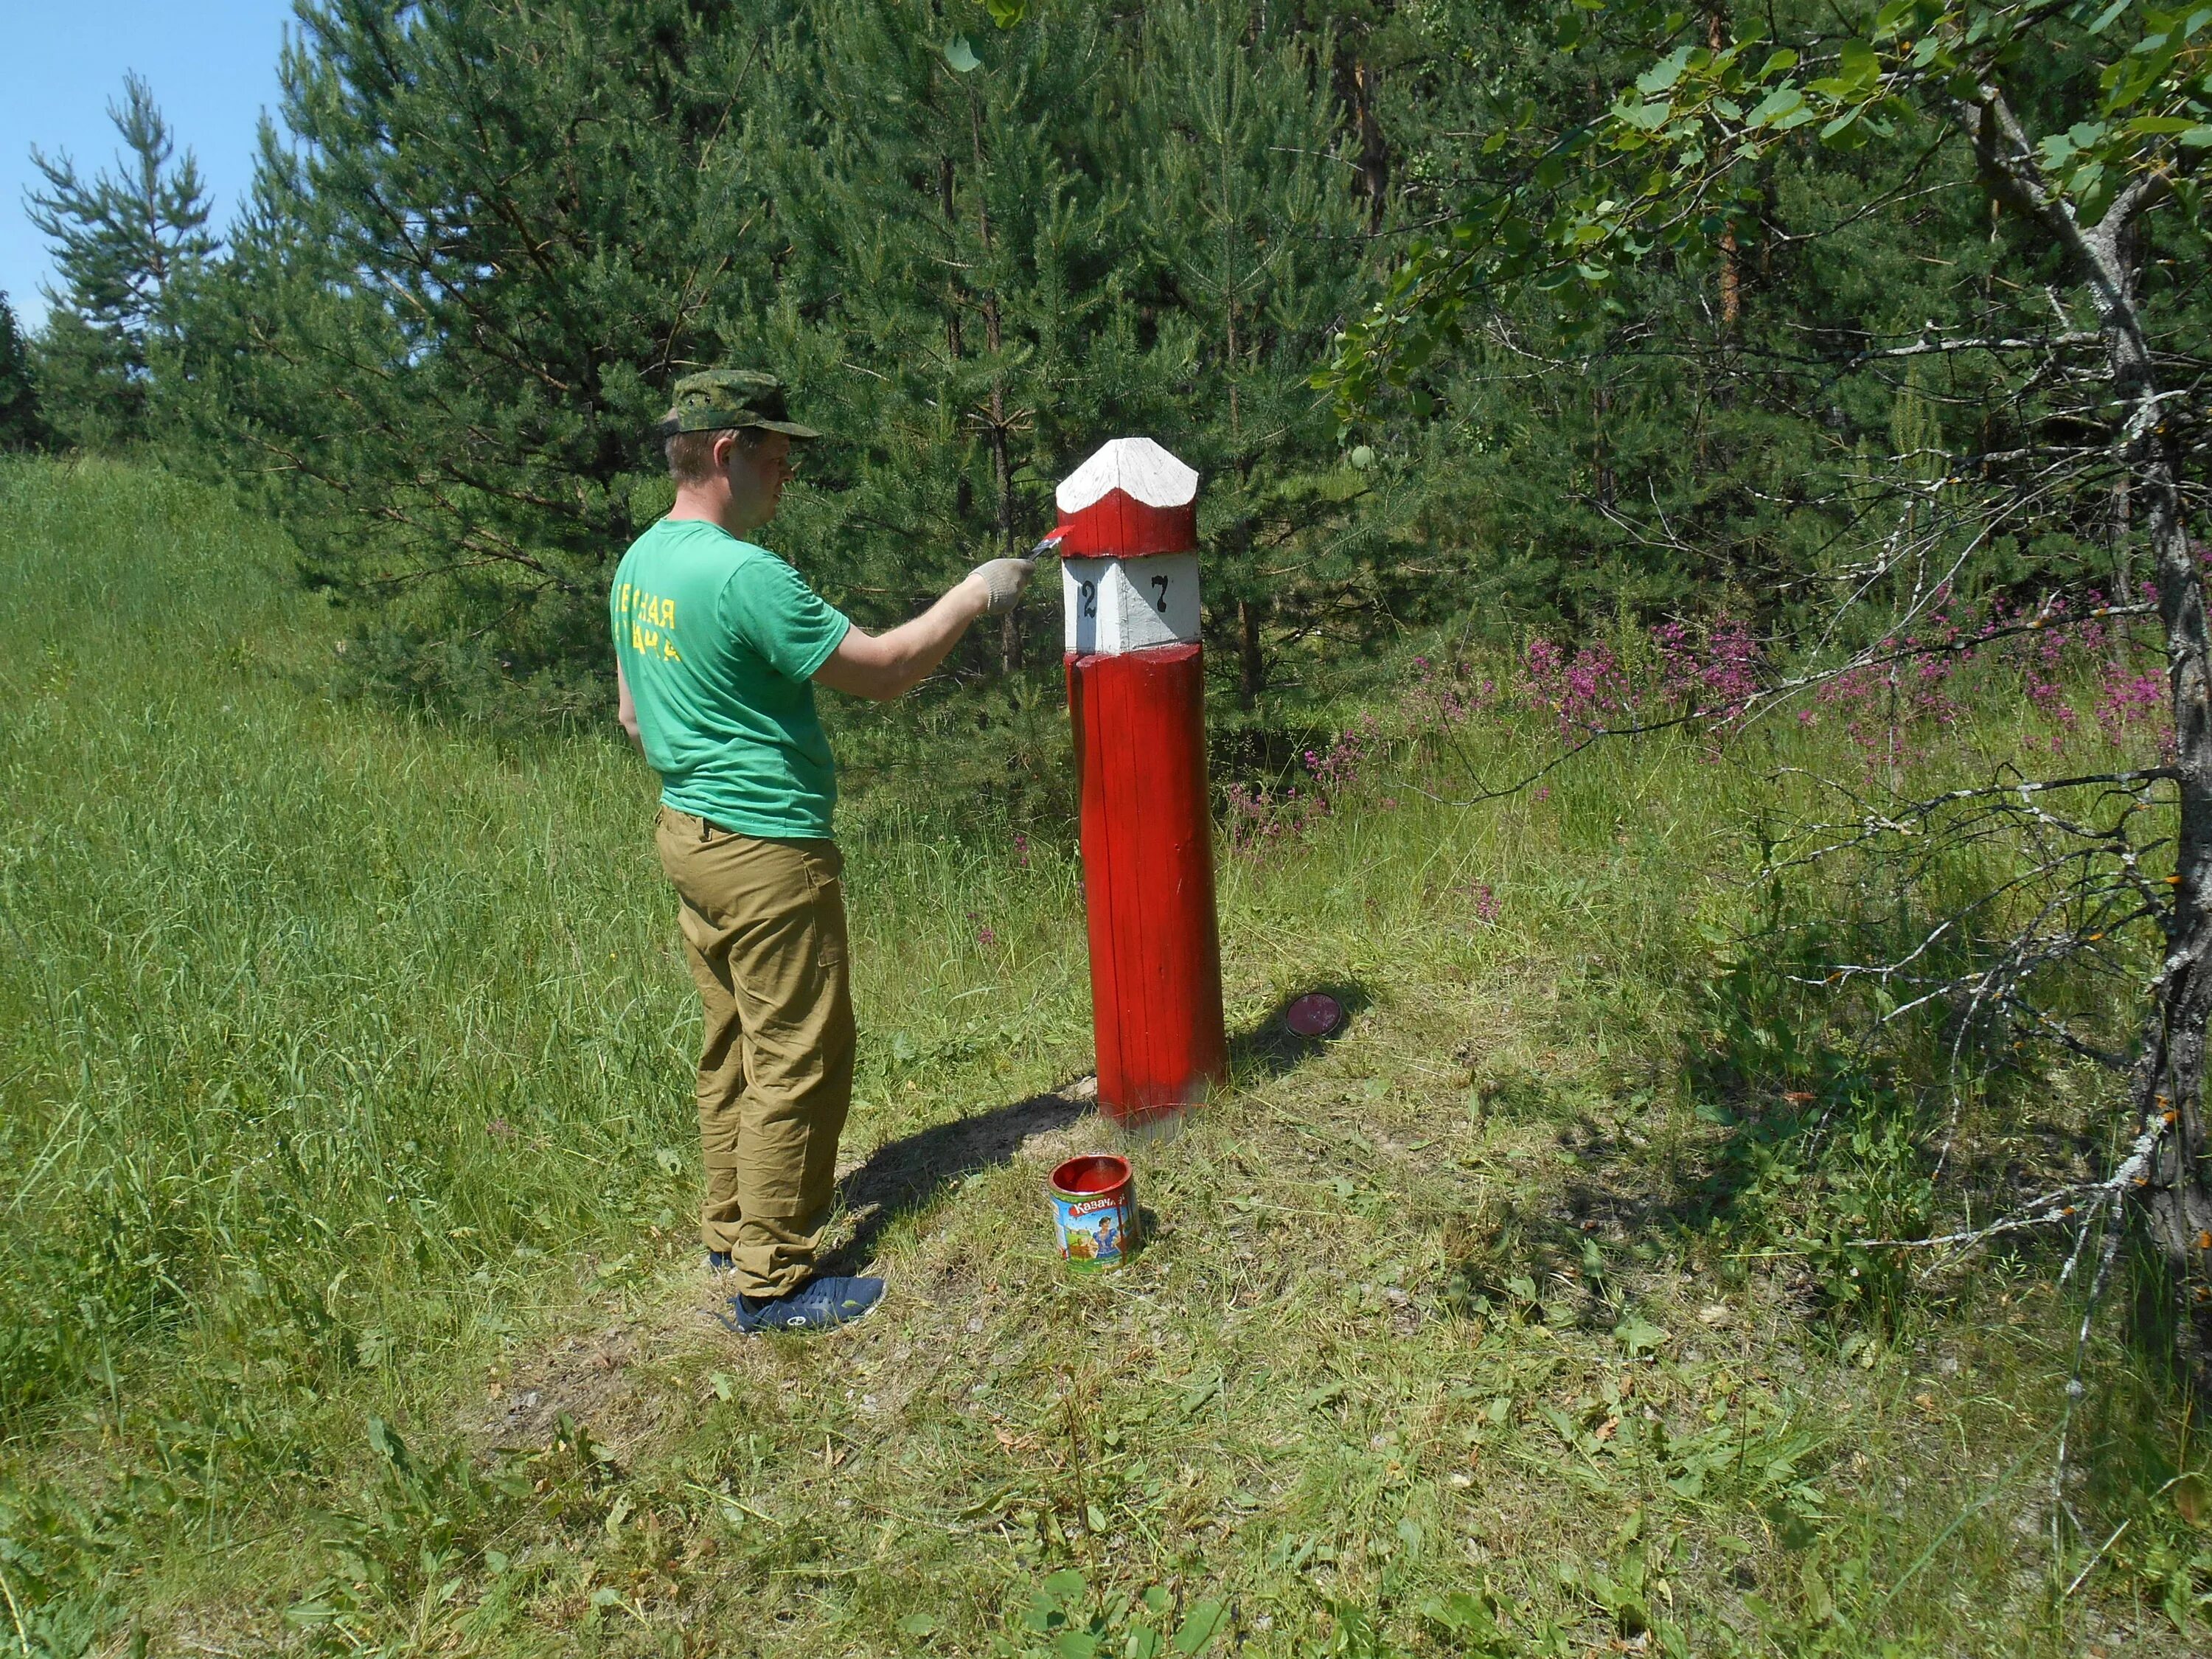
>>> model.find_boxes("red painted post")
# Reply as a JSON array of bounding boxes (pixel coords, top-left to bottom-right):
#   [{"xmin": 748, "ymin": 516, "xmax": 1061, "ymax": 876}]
[{"xmin": 1057, "ymin": 439, "xmax": 1228, "ymax": 1132}]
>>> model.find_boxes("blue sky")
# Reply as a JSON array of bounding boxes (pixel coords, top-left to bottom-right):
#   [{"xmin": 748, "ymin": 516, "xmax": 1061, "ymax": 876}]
[{"xmin": 2, "ymin": 1, "xmax": 296, "ymax": 327}]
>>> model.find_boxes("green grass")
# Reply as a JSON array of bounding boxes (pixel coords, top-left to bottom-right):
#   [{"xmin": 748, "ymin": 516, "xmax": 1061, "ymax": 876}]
[{"xmin": 1, "ymin": 456, "xmax": 2206, "ymax": 1656}]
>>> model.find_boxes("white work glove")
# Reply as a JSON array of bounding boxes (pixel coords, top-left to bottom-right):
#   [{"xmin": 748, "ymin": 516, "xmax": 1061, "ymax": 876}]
[{"xmin": 968, "ymin": 556, "xmax": 1038, "ymax": 615}]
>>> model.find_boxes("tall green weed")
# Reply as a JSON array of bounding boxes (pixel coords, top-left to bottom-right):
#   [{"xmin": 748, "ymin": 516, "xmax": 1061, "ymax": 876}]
[{"xmin": 0, "ymin": 1486, "xmax": 112, "ymax": 1659}]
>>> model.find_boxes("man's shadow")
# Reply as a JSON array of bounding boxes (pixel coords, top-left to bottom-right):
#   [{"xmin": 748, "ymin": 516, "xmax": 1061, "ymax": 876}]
[
  {"xmin": 818, "ymin": 981, "xmax": 1368, "ymax": 1273},
  {"xmin": 818, "ymin": 1085, "xmax": 1089, "ymax": 1273}
]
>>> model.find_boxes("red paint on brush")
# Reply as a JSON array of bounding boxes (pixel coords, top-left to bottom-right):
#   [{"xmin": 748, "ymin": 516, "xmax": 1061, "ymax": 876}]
[{"xmin": 1067, "ymin": 643, "xmax": 1229, "ymax": 1126}]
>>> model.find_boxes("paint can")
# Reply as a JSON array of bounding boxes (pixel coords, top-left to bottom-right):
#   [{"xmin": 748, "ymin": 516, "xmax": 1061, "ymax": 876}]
[{"xmin": 1047, "ymin": 1153, "xmax": 1139, "ymax": 1270}]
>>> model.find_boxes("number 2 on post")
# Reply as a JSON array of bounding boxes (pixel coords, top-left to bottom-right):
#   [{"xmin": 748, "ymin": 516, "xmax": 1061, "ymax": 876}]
[
  {"xmin": 1079, "ymin": 580, "xmax": 1097, "ymax": 619},
  {"xmin": 1150, "ymin": 574, "xmax": 1169, "ymax": 613}
]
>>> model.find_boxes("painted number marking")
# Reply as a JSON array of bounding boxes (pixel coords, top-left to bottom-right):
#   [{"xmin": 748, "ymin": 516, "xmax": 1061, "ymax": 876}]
[{"xmin": 1062, "ymin": 554, "xmax": 1197, "ymax": 654}]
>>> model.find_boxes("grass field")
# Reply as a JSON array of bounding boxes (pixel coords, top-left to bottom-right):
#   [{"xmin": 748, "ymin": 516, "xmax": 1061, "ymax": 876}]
[{"xmin": 1, "ymin": 456, "xmax": 2206, "ymax": 1657}]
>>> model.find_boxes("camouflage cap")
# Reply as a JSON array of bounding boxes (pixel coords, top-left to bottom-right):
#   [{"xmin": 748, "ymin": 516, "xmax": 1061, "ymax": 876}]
[{"xmin": 655, "ymin": 369, "xmax": 822, "ymax": 441}]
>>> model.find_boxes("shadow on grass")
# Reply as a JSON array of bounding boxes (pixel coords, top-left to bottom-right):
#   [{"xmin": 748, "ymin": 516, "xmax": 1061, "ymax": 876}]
[
  {"xmin": 821, "ymin": 984, "xmax": 1368, "ymax": 1273},
  {"xmin": 1228, "ymin": 981, "xmax": 1374, "ymax": 1084},
  {"xmin": 821, "ymin": 1085, "xmax": 1091, "ymax": 1273}
]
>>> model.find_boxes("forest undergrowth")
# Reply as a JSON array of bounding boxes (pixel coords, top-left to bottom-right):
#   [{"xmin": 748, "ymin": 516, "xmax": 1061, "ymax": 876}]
[{"xmin": 3, "ymin": 460, "xmax": 2208, "ymax": 1656}]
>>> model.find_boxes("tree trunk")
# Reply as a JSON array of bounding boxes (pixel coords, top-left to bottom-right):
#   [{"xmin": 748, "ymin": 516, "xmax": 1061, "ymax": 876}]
[
  {"xmin": 1350, "ymin": 58, "xmax": 1388, "ymax": 234},
  {"xmin": 2129, "ymin": 360, "xmax": 2212, "ymax": 1382},
  {"xmin": 1593, "ymin": 377, "xmax": 1615, "ymax": 512},
  {"xmin": 939, "ymin": 156, "xmax": 962, "ymax": 362},
  {"xmin": 2098, "ymin": 212, "xmax": 2212, "ymax": 1382},
  {"xmin": 1708, "ymin": 7, "xmax": 1739, "ymax": 333},
  {"xmin": 971, "ymin": 99, "xmax": 1018, "ymax": 678},
  {"xmin": 985, "ymin": 296, "xmax": 1017, "ymax": 678},
  {"xmin": 993, "ymin": 375, "xmax": 1017, "ymax": 676},
  {"xmin": 2113, "ymin": 470, "xmax": 2135, "ymax": 670},
  {"xmin": 1969, "ymin": 86, "xmax": 2212, "ymax": 1379},
  {"xmin": 1238, "ymin": 597, "xmax": 1265, "ymax": 709}
]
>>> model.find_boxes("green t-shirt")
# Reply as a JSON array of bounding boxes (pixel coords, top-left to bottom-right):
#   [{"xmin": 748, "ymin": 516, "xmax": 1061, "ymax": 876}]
[{"xmin": 610, "ymin": 518, "xmax": 852, "ymax": 839}]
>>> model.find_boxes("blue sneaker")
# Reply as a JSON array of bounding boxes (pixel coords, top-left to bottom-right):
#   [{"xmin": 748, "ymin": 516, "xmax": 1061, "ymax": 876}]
[
  {"xmin": 706, "ymin": 1249, "xmax": 735, "ymax": 1273},
  {"xmin": 719, "ymin": 1275, "xmax": 884, "ymax": 1335}
]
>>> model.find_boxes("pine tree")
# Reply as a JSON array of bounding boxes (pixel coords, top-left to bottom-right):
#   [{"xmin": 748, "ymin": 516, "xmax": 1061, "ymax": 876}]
[
  {"xmin": 1113, "ymin": 2, "xmax": 1377, "ymax": 703},
  {"xmin": 25, "ymin": 73, "xmax": 214, "ymax": 448},
  {"xmin": 157, "ymin": 0, "xmax": 2062, "ymax": 708},
  {"xmin": 0, "ymin": 295, "xmax": 43, "ymax": 451},
  {"xmin": 174, "ymin": 0, "xmax": 798, "ymax": 714},
  {"xmin": 764, "ymin": 2, "xmax": 1137, "ymax": 678}
]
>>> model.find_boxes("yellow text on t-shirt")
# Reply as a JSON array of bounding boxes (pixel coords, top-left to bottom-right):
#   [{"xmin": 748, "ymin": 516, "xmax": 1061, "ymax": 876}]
[{"xmin": 616, "ymin": 582, "xmax": 683, "ymax": 663}]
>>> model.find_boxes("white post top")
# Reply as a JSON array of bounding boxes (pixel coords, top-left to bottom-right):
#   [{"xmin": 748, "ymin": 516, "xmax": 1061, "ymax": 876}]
[{"xmin": 1055, "ymin": 437, "xmax": 1199, "ymax": 515}]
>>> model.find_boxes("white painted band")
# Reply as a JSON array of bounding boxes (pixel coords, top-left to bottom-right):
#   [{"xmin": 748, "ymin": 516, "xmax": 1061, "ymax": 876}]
[{"xmin": 1062, "ymin": 554, "xmax": 1203, "ymax": 655}]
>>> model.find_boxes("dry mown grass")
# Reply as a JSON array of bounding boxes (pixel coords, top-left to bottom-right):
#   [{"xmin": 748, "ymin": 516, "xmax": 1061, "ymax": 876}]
[{"xmin": 357, "ymin": 961, "xmax": 2191, "ymax": 1658}]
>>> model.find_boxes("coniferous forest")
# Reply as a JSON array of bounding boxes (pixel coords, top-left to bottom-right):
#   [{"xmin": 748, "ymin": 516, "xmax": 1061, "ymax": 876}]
[
  {"xmin": 8, "ymin": 2, "xmax": 2212, "ymax": 1652},
  {"xmin": 27, "ymin": 0, "xmax": 2196, "ymax": 709}
]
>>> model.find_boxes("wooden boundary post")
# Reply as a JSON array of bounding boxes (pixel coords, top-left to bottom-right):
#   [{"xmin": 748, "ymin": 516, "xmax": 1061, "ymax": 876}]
[{"xmin": 1057, "ymin": 438, "xmax": 1229, "ymax": 1130}]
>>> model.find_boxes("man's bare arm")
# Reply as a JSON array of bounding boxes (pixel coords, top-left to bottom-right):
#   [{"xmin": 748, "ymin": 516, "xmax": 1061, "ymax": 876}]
[
  {"xmin": 615, "ymin": 657, "xmax": 642, "ymax": 748},
  {"xmin": 814, "ymin": 566, "xmax": 1018, "ymax": 702}
]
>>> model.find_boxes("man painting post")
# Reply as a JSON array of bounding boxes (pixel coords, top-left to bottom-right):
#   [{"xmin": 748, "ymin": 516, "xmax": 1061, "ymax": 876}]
[{"xmin": 611, "ymin": 369, "xmax": 1037, "ymax": 1334}]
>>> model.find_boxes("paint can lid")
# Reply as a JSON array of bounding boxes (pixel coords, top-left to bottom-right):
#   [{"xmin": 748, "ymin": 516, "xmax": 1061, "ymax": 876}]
[{"xmin": 1285, "ymin": 993, "xmax": 1343, "ymax": 1038}]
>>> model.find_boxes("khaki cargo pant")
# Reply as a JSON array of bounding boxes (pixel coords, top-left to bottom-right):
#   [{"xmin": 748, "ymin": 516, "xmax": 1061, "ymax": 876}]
[{"xmin": 655, "ymin": 807, "xmax": 855, "ymax": 1298}]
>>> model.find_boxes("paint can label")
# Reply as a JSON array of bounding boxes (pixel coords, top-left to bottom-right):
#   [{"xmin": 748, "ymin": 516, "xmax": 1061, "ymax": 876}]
[{"xmin": 1051, "ymin": 1190, "xmax": 1133, "ymax": 1268}]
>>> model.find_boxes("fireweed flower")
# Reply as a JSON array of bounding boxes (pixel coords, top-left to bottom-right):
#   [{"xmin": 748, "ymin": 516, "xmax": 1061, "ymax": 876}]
[{"xmin": 1391, "ymin": 595, "xmax": 2163, "ymax": 796}]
